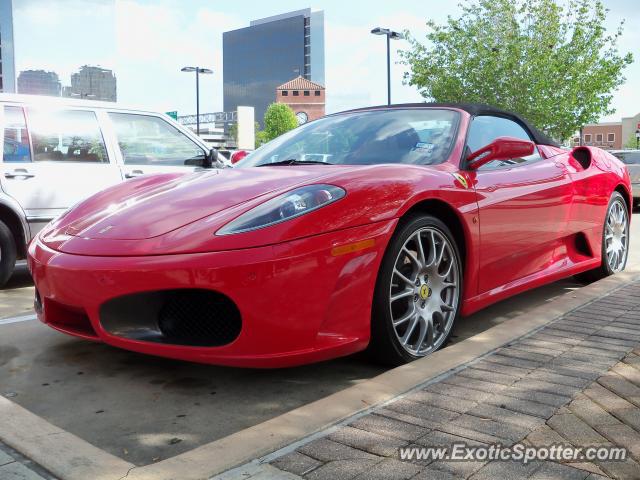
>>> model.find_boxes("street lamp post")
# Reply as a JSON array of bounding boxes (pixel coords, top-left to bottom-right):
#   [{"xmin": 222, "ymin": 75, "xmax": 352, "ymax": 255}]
[
  {"xmin": 181, "ymin": 66, "xmax": 213, "ymax": 135},
  {"xmin": 371, "ymin": 27, "xmax": 403, "ymax": 105}
]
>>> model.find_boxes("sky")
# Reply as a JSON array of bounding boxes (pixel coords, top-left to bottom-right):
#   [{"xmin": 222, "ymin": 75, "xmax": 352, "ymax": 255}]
[{"xmin": 9, "ymin": 0, "xmax": 640, "ymax": 122}]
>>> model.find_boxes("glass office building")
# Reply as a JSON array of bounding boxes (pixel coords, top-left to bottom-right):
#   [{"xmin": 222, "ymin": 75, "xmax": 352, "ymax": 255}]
[
  {"xmin": 223, "ymin": 9, "xmax": 325, "ymax": 126},
  {"xmin": 17, "ymin": 70, "xmax": 62, "ymax": 96},
  {"xmin": 0, "ymin": 0, "xmax": 16, "ymax": 93},
  {"xmin": 63, "ymin": 65, "xmax": 117, "ymax": 102}
]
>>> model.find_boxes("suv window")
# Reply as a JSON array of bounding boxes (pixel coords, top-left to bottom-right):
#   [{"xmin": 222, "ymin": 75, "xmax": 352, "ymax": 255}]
[
  {"xmin": 466, "ymin": 115, "xmax": 541, "ymax": 169},
  {"xmin": 613, "ymin": 151, "xmax": 640, "ymax": 165},
  {"xmin": 109, "ymin": 113, "xmax": 206, "ymax": 166},
  {"xmin": 3, "ymin": 106, "xmax": 31, "ymax": 163},
  {"xmin": 28, "ymin": 109, "xmax": 108, "ymax": 163}
]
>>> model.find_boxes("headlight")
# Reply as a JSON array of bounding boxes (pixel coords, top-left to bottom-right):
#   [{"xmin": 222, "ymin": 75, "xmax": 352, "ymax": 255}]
[{"xmin": 216, "ymin": 184, "xmax": 345, "ymax": 235}]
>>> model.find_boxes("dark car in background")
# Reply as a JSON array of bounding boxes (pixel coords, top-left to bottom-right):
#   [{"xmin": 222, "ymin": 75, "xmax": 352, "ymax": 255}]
[{"xmin": 611, "ymin": 150, "xmax": 640, "ymax": 210}]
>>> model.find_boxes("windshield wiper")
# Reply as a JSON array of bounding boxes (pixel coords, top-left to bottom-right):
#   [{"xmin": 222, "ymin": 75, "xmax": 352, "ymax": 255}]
[{"xmin": 257, "ymin": 159, "xmax": 333, "ymax": 167}]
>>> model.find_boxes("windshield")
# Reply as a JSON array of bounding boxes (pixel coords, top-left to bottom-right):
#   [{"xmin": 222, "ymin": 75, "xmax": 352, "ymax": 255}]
[{"xmin": 237, "ymin": 109, "xmax": 460, "ymax": 167}]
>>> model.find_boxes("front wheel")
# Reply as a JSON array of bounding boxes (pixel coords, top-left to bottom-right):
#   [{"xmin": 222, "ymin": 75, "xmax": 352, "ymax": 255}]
[
  {"xmin": 0, "ymin": 221, "xmax": 16, "ymax": 288},
  {"xmin": 369, "ymin": 215, "xmax": 463, "ymax": 366},
  {"xmin": 575, "ymin": 191, "xmax": 629, "ymax": 284}
]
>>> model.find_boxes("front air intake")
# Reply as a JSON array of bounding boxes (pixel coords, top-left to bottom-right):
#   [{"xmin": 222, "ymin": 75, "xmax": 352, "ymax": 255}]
[
  {"xmin": 100, "ymin": 289, "xmax": 241, "ymax": 347},
  {"xmin": 157, "ymin": 290, "xmax": 241, "ymax": 346}
]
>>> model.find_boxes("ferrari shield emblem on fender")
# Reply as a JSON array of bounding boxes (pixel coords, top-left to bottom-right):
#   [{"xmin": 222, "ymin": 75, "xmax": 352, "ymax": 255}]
[{"xmin": 453, "ymin": 173, "xmax": 470, "ymax": 189}]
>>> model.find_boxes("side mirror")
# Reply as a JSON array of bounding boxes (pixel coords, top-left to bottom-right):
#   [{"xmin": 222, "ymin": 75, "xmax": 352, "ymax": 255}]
[
  {"xmin": 231, "ymin": 150, "xmax": 249, "ymax": 165},
  {"xmin": 186, "ymin": 149, "xmax": 217, "ymax": 168},
  {"xmin": 467, "ymin": 136, "xmax": 535, "ymax": 170},
  {"xmin": 206, "ymin": 148, "xmax": 218, "ymax": 168}
]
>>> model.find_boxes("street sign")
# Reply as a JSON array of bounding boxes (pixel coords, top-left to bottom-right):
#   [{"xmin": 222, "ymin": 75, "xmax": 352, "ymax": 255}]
[{"xmin": 166, "ymin": 111, "xmax": 178, "ymax": 121}]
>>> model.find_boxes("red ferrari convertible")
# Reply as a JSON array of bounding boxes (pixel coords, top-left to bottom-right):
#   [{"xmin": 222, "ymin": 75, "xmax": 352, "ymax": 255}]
[{"xmin": 28, "ymin": 104, "xmax": 632, "ymax": 367}]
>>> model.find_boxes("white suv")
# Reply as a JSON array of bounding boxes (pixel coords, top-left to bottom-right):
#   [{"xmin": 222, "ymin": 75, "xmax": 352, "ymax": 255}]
[
  {"xmin": 0, "ymin": 93, "xmax": 222, "ymax": 286},
  {"xmin": 610, "ymin": 150, "xmax": 639, "ymax": 210}
]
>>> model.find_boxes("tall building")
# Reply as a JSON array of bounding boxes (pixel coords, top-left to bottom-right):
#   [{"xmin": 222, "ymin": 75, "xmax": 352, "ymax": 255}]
[
  {"xmin": 17, "ymin": 70, "xmax": 61, "ymax": 97},
  {"xmin": 223, "ymin": 9, "xmax": 325, "ymax": 126},
  {"xmin": 0, "ymin": 0, "xmax": 16, "ymax": 93},
  {"xmin": 63, "ymin": 65, "xmax": 117, "ymax": 102}
]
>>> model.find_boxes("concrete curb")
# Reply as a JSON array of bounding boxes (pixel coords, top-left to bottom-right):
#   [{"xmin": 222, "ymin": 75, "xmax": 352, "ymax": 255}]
[
  {"xmin": 0, "ymin": 396, "xmax": 135, "ymax": 480},
  {"xmin": 1, "ymin": 272, "xmax": 638, "ymax": 480}
]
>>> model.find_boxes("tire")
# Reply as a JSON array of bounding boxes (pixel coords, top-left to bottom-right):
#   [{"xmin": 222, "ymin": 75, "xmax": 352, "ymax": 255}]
[
  {"xmin": 369, "ymin": 214, "xmax": 463, "ymax": 366},
  {"xmin": 574, "ymin": 191, "xmax": 629, "ymax": 284},
  {"xmin": 0, "ymin": 221, "xmax": 16, "ymax": 288}
]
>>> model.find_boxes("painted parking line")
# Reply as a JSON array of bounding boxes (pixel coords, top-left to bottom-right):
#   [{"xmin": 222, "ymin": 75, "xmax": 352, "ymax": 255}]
[{"xmin": 0, "ymin": 314, "xmax": 36, "ymax": 326}]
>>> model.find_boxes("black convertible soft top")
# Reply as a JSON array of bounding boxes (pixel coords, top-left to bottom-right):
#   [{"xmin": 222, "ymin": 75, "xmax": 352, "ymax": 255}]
[{"xmin": 338, "ymin": 102, "xmax": 559, "ymax": 147}]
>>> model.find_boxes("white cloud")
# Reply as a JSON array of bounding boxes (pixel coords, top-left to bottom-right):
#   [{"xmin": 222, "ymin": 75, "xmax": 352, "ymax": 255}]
[
  {"xmin": 322, "ymin": 9, "xmax": 456, "ymax": 113},
  {"xmin": 111, "ymin": 1, "xmax": 437, "ymax": 115},
  {"xmin": 114, "ymin": 0, "xmax": 242, "ymax": 114},
  {"xmin": 13, "ymin": 0, "xmax": 639, "ymax": 123},
  {"xmin": 13, "ymin": 0, "xmax": 116, "ymax": 86}
]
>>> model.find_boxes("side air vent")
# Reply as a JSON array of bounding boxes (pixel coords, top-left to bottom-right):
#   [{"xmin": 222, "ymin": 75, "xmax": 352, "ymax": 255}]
[
  {"xmin": 571, "ymin": 147, "xmax": 592, "ymax": 170},
  {"xmin": 574, "ymin": 232, "xmax": 592, "ymax": 257}
]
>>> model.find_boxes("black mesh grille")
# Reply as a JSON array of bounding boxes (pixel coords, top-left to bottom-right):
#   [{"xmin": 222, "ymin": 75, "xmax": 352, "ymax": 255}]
[{"xmin": 157, "ymin": 290, "xmax": 241, "ymax": 346}]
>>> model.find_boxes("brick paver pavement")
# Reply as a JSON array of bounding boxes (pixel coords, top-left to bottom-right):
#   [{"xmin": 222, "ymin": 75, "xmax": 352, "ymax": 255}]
[
  {"xmin": 261, "ymin": 281, "xmax": 640, "ymax": 480},
  {"xmin": 0, "ymin": 441, "xmax": 57, "ymax": 479}
]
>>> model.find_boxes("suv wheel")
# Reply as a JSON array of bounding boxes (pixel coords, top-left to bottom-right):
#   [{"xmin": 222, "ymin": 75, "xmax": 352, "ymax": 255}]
[{"xmin": 0, "ymin": 221, "xmax": 17, "ymax": 288}]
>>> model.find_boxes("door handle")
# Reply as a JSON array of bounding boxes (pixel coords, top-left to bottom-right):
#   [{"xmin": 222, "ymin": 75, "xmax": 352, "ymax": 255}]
[
  {"xmin": 125, "ymin": 170, "xmax": 144, "ymax": 179},
  {"xmin": 5, "ymin": 169, "xmax": 35, "ymax": 179}
]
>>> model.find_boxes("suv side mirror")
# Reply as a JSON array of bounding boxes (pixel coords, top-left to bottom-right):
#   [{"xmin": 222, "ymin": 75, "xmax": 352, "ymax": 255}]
[
  {"xmin": 185, "ymin": 148, "xmax": 217, "ymax": 168},
  {"xmin": 467, "ymin": 136, "xmax": 535, "ymax": 170},
  {"xmin": 199, "ymin": 148, "xmax": 218, "ymax": 168}
]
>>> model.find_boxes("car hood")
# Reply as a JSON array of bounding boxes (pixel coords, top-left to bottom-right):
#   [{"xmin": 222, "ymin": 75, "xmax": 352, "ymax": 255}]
[{"xmin": 58, "ymin": 167, "xmax": 336, "ymax": 240}]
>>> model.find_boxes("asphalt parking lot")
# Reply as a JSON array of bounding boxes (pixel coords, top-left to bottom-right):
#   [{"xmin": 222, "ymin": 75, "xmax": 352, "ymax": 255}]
[{"xmin": 1, "ymin": 211, "xmax": 638, "ymax": 466}]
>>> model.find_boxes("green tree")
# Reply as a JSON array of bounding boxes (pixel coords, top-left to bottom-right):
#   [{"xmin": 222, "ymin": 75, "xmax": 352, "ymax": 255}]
[
  {"xmin": 229, "ymin": 121, "xmax": 264, "ymax": 148},
  {"xmin": 400, "ymin": 0, "xmax": 633, "ymax": 142},
  {"xmin": 624, "ymin": 134, "xmax": 639, "ymax": 150},
  {"xmin": 263, "ymin": 103, "xmax": 298, "ymax": 142},
  {"xmin": 255, "ymin": 128, "xmax": 269, "ymax": 148},
  {"xmin": 228, "ymin": 122, "xmax": 238, "ymax": 142}
]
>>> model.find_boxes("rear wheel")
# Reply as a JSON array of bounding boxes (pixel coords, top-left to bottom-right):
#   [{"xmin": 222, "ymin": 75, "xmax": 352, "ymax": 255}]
[
  {"xmin": 0, "ymin": 221, "xmax": 16, "ymax": 288},
  {"xmin": 369, "ymin": 214, "xmax": 462, "ymax": 366},
  {"xmin": 574, "ymin": 192, "xmax": 629, "ymax": 284}
]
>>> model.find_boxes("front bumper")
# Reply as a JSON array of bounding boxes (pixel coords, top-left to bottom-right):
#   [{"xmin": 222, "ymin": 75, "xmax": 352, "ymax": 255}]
[{"xmin": 28, "ymin": 220, "xmax": 395, "ymax": 368}]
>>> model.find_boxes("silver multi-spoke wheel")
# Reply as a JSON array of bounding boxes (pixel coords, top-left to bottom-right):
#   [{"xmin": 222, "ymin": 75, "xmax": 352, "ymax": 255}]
[
  {"xmin": 389, "ymin": 227, "xmax": 459, "ymax": 356},
  {"xmin": 605, "ymin": 199, "xmax": 628, "ymax": 272}
]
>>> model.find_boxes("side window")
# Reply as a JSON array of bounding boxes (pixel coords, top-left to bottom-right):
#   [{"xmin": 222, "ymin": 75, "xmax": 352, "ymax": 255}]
[
  {"xmin": 28, "ymin": 109, "xmax": 108, "ymax": 163},
  {"xmin": 466, "ymin": 115, "xmax": 541, "ymax": 169},
  {"xmin": 109, "ymin": 113, "xmax": 206, "ymax": 166},
  {"xmin": 3, "ymin": 106, "xmax": 32, "ymax": 163}
]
